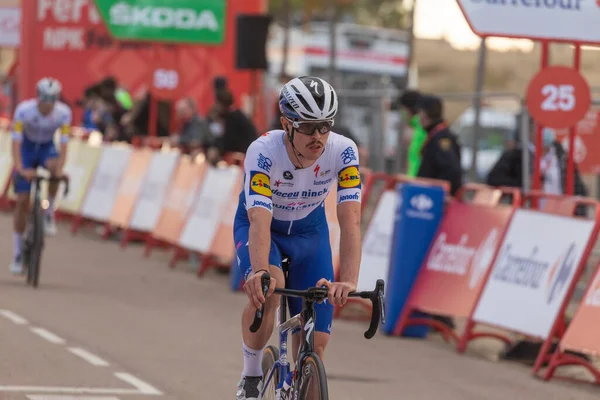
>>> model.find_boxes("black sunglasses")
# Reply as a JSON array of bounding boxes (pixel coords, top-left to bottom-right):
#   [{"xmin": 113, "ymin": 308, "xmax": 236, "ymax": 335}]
[{"xmin": 287, "ymin": 118, "xmax": 334, "ymax": 135}]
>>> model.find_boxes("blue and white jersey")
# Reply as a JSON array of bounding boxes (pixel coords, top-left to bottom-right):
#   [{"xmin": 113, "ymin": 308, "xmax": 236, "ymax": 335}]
[
  {"xmin": 11, "ymin": 99, "xmax": 72, "ymax": 145},
  {"xmin": 237, "ymin": 130, "xmax": 361, "ymax": 234}
]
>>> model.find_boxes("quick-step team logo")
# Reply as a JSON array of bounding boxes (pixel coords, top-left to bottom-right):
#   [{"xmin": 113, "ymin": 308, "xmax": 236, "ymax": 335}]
[{"xmin": 249, "ymin": 171, "xmax": 272, "ymax": 197}]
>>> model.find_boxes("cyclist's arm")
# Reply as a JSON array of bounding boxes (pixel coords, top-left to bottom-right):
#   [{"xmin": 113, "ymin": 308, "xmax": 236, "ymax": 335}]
[
  {"xmin": 10, "ymin": 105, "xmax": 25, "ymax": 172},
  {"xmin": 244, "ymin": 142, "xmax": 274, "ymax": 277},
  {"xmin": 57, "ymin": 106, "xmax": 72, "ymax": 172},
  {"xmin": 335, "ymin": 140, "xmax": 363, "ymax": 286},
  {"xmin": 337, "ymin": 201, "xmax": 361, "ymax": 286}
]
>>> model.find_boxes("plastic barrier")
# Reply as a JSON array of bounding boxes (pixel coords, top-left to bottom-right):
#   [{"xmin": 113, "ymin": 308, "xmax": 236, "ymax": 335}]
[
  {"xmin": 126, "ymin": 151, "xmax": 180, "ymax": 245},
  {"xmin": 0, "ymin": 132, "xmax": 14, "ymax": 210},
  {"xmin": 459, "ymin": 192, "xmax": 600, "ymax": 376},
  {"xmin": 544, "ymin": 261, "xmax": 600, "ymax": 383},
  {"xmin": 146, "ymin": 157, "xmax": 207, "ymax": 259},
  {"xmin": 107, "ymin": 148, "xmax": 154, "ymax": 239},
  {"xmin": 75, "ymin": 145, "xmax": 132, "ymax": 233},
  {"xmin": 393, "ymin": 184, "xmax": 520, "ymax": 343},
  {"xmin": 383, "ymin": 182, "xmax": 446, "ymax": 336}
]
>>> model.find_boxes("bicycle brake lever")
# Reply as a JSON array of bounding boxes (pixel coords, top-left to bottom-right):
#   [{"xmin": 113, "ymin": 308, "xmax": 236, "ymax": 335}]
[{"xmin": 249, "ymin": 272, "xmax": 271, "ymax": 333}]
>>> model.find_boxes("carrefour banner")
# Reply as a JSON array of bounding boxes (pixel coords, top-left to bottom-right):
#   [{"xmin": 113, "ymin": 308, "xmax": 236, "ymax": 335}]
[
  {"xmin": 93, "ymin": 0, "xmax": 226, "ymax": 44},
  {"xmin": 473, "ymin": 209, "xmax": 596, "ymax": 339}
]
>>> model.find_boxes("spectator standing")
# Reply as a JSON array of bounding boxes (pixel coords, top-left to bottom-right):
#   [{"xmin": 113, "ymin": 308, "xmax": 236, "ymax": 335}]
[
  {"xmin": 399, "ymin": 90, "xmax": 427, "ymax": 177},
  {"xmin": 171, "ymin": 97, "xmax": 212, "ymax": 156},
  {"xmin": 416, "ymin": 95, "xmax": 463, "ymax": 196}
]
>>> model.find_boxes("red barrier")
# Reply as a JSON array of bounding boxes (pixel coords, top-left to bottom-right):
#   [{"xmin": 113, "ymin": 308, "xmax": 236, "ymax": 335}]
[
  {"xmin": 458, "ymin": 192, "xmax": 600, "ymax": 377},
  {"xmin": 393, "ymin": 184, "xmax": 518, "ymax": 343}
]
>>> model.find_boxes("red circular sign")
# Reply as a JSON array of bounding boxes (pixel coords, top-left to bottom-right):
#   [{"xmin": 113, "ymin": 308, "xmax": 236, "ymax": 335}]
[{"xmin": 526, "ymin": 66, "xmax": 591, "ymax": 130}]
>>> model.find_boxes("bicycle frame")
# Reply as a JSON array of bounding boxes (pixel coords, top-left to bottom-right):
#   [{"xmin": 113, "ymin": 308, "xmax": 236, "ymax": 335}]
[{"xmin": 261, "ymin": 288, "xmax": 317, "ymax": 396}]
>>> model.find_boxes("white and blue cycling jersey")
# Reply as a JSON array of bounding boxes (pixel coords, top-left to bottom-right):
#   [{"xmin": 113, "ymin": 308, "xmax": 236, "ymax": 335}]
[
  {"xmin": 11, "ymin": 99, "xmax": 72, "ymax": 145},
  {"xmin": 233, "ymin": 130, "xmax": 362, "ymax": 334},
  {"xmin": 234, "ymin": 129, "xmax": 362, "ymax": 235}
]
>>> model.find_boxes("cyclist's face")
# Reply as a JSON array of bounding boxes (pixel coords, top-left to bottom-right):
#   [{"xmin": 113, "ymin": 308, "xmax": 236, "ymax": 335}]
[
  {"xmin": 282, "ymin": 118, "xmax": 331, "ymax": 160},
  {"xmin": 37, "ymin": 100, "xmax": 55, "ymax": 116}
]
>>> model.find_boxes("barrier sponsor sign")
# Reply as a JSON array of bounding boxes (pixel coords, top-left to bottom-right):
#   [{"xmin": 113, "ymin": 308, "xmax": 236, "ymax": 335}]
[
  {"xmin": 559, "ymin": 267, "xmax": 600, "ymax": 354},
  {"xmin": 407, "ymin": 202, "xmax": 511, "ymax": 317},
  {"xmin": 59, "ymin": 141, "xmax": 102, "ymax": 214},
  {"xmin": 473, "ymin": 209, "xmax": 595, "ymax": 338},
  {"xmin": 356, "ymin": 190, "xmax": 398, "ymax": 292},
  {"xmin": 129, "ymin": 151, "xmax": 179, "ymax": 232},
  {"xmin": 209, "ymin": 171, "xmax": 243, "ymax": 264},
  {"xmin": 456, "ymin": 0, "xmax": 600, "ymax": 44},
  {"xmin": 109, "ymin": 148, "xmax": 154, "ymax": 228},
  {"xmin": 152, "ymin": 158, "xmax": 206, "ymax": 245},
  {"xmin": 179, "ymin": 166, "xmax": 240, "ymax": 252},
  {"xmin": 0, "ymin": 132, "xmax": 13, "ymax": 198},
  {"xmin": 80, "ymin": 145, "xmax": 132, "ymax": 221}
]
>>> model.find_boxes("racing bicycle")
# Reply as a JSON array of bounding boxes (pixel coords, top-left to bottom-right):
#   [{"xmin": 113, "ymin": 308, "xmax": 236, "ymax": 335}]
[
  {"xmin": 22, "ymin": 175, "xmax": 69, "ymax": 288},
  {"xmin": 250, "ymin": 259, "xmax": 385, "ymax": 399}
]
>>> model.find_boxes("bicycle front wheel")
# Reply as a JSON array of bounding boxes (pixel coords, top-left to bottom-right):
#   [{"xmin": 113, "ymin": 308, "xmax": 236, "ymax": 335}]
[
  {"xmin": 261, "ymin": 345, "xmax": 280, "ymax": 400},
  {"xmin": 29, "ymin": 202, "xmax": 45, "ymax": 288},
  {"xmin": 297, "ymin": 353, "xmax": 328, "ymax": 400}
]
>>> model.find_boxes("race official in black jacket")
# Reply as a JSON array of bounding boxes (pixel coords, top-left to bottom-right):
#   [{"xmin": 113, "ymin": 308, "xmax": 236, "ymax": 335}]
[{"xmin": 416, "ymin": 95, "xmax": 463, "ymax": 196}]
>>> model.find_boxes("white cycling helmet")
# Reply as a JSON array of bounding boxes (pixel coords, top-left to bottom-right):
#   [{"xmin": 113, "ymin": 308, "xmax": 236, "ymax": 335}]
[
  {"xmin": 279, "ymin": 76, "xmax": 338, "ymax": 121},
  {"xmin": 36, "ymin": 77, "xmax": 62, "ymax": 102}
]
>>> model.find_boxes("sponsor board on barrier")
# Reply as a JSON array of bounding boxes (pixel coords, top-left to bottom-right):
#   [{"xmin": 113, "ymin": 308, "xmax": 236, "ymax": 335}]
[
  {"xmin": 129, "ymin": 151, "xmax": 179, "ymax": 232},
  {"xmin": 59, "ymin": 141, "xmax": 102, "ymax": 214},
  {"xmin": 356, "ymin": 190, "xmax": 397, "ymax": 292},
  {"xmin": 179, "ymin": 166, "xmax": 240, "ymax": 253},
  {"xmin": 0, "ymin": 132, "xmax": 13, "ymax": 196},
  {"xmin": 109, "ymin": 148, "xmax": 154, "ymax": 228},
  {"xmin": 152, "ymin": 158, "xmax": 206, "ymax": 244},
  {"xmin": 80, "ymin": 145, "xmax": 132, "ymax": 222},
  {"xmin": 559, "ymin": 267, "xmax": 600, "ymax": 354},
  {"xmin": 473, "ymin": 209, "xmax": 595, "ymax": 338},
  {"xmin": 407, "ymin": 202, "xmax": 511, "ymax": 317},
  {"xmin": 209, "ymin": 170, "xmax": 243, "ymax": 263}
]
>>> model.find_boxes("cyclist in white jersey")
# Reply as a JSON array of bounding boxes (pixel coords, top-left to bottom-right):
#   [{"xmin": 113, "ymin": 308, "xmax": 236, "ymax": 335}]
[
  {"xmin": 9, "ymin": 77, "xmax": 71, "ymax": 274},
  {"xmin": 234, "ymin": 76, "xmax": 362, "ymax": 399}
]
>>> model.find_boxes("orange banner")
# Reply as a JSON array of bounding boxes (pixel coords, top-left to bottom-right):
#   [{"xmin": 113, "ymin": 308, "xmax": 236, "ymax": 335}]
[
  {"xmin": 109, "ymin": 148, "xmax": 154, "ymax": 228},
  {"xmin": 152, "ymin": 158, "xmax": 207, "ymax": 245}
]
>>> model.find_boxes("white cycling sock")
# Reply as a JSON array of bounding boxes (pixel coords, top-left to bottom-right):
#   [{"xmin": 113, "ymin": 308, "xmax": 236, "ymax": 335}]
[
  {"xmin": 13, "ymin": 232, "xmax": 22, "ymax": 257},
  {"xmin": 242, "ymin": 341, "xmax": 264, "ymax": 378},
  {"xmin": 46, "ymin": 197, "xmax": 55, "ymax": 217}
]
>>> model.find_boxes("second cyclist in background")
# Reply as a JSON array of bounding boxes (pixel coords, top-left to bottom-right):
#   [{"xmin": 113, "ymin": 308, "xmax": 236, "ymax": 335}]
[{"xmin": 9, "ymin": 77, "xmax": 72, "ymax": 274}]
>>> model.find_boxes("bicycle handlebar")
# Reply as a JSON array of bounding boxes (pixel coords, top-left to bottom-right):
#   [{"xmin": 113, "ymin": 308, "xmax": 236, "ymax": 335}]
[
  {"xmin": 249, "ymin": 273, "xmax": 386, "ymax": 340},
  {"xmin": 32, "ymin": 175, "xmax": 70, "ymax": 197}
]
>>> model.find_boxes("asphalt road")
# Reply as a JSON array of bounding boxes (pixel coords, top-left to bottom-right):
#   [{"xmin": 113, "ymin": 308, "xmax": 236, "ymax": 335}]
[{"xmin": 0, "ymin": 214, "xmax": 598, "ymax": 400}]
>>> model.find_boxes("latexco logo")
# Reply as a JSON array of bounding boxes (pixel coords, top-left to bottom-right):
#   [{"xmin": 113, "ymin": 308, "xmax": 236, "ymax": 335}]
[
  {"xmin": 109, "ymin": 2, "xmax": 220, "ymax": 31},
  {"xmin": 410, "ymin": 194, "xmax": 433, "ymax": 211}
]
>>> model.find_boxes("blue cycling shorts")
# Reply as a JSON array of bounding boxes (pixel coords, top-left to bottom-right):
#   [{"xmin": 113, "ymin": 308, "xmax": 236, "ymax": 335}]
[
  {"xmin": 13, "ymin": 140, "xmax": 59, "ymax": 194},
  {"xmin": 233, "ymin": 221, "xmax": 335, "ymax": 335}
]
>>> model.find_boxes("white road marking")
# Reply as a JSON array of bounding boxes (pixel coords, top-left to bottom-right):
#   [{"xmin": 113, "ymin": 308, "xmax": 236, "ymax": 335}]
[
  {"xmin": 114, "ymin": 373, "xmax": 162, "ymax": 395},
  {"xmin": 30, "ymin": 327, "xmax": 66, "ymax": 344},
  {"xmin": 68, "ymin": 348, "xmax": 110, "ymax": 367},
  {"xmin": 0, "ymin": 386, "xmax": 137, "ymax": 394},
  {"xmin": 27, "ymin": 396, "xmax": 121, "ymax": 400},
  {"xmin": 0, "ymin": 309, "xmax": 28, "ymax": 325}
]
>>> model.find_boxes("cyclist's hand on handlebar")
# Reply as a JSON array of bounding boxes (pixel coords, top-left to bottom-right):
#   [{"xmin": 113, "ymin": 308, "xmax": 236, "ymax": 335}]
[
  {"xmin": 244, "ymin": 269, "xmax": 276, "ymax": 310},
  {"xmin": 316, "ymin": 279, "xmax": 356, "ymax": 306}
]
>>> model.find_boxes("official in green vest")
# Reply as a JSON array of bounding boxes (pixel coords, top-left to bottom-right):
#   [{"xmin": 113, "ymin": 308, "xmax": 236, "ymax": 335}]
[{"xmin": 400, "ymin": 90, "xmax": 427, "ymax": 177}]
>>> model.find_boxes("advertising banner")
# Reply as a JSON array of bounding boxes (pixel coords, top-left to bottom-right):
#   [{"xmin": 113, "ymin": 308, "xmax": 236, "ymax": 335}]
[
  {"xmin": 473, "ymin": 209, "xmax": 595, "ymax": 338},
  {"xmin": 93, "ymin": 0, "xmax": 226, "ymax": 44},
  {"xmin": 408, "ymin": 202, "xmax": 512, "ymax": 318}
]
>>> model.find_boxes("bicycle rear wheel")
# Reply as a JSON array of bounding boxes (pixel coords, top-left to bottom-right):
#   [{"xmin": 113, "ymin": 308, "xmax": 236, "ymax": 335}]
[
  {"xmin": 297, "ymin": 353, "xmax": 328, "ymax": 400},
  {"xmin": 28, "ymin": 201, "xmax": 45, "ymax": 288},
  {"xmin": 261, "ymin": 345, "xmax": 280, "ymax": 400}
]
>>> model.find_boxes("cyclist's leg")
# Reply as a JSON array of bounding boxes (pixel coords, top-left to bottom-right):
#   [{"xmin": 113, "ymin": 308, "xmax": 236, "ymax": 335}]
[
  {"xmin": 234, "ymin": 223, "xmax": 284, "ymax": 398},
  {"xmin": 41, "ymin": 143, "xmax": 60, "ymax": 235},
  {"xmin": 285, "ymin": 225, "xmax": 334, "ymax": 363},
  {"xmin": 10, "ymin": 145, "xmax": 35, "ymax": 273}
]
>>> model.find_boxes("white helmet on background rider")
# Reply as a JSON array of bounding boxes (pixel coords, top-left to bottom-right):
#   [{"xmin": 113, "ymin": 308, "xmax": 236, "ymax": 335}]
[
  {"xmin": 36, "ymin": 77, "xmax": 62, "ymax": 102},
  {"xmin": 279, "ymin": 76, "xmax": 338, "ymax": 122}
]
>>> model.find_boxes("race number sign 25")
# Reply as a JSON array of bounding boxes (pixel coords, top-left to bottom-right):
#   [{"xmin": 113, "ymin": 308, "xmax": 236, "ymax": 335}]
[{"xmin": 526, "ymin": 66, "xmax": 591, "ymax": 130}]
